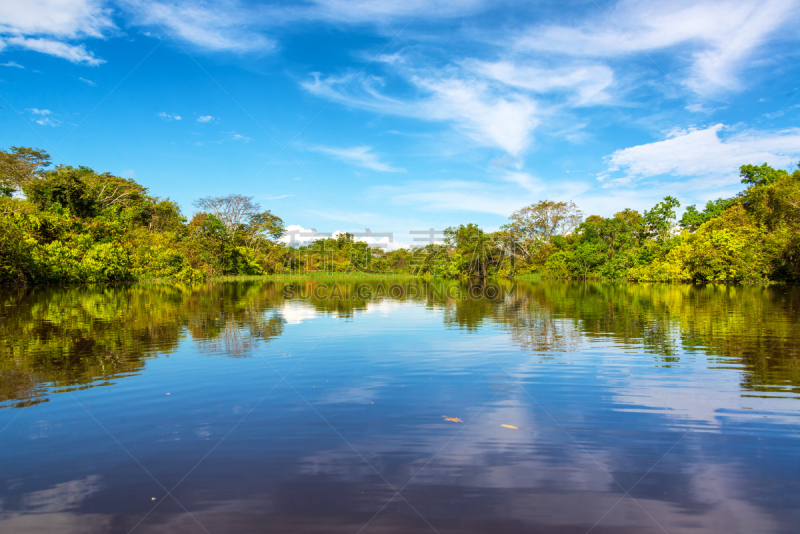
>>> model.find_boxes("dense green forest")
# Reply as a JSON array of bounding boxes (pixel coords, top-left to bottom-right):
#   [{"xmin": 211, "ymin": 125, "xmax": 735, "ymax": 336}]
[{"xmin": 1, "ymin": 146, "xmax": 798, "ymax": 285}]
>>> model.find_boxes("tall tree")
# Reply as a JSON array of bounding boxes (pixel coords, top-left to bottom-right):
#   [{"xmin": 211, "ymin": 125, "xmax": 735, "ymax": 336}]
[
  {"xmin": 244, "ymin": 211, "xmax": 285, "ymax": 252},
  {"xmin": 679, "ymin": 198, "xmax": 733, "ymax": 231},
  {"xmin": 444, "ymin": 224, "xmax": 501, "ymax": 277},
  {"xmin": 505, "ymin": 200, "xmax": 584, "ymax": 253},
  {"xmin": 0, "ymin": 147, "xmax": 51, "ymax": 195},
  {"xmin": 740, "ymin": 163, "xmax": 789, "ymax": 187},
  {"xmin": 193, "ymin": 195, "xmax": 262, "ymax": 234},
  {"xmin": 643, "ymin": 196, "xmax": 680, "ymax": 242}
]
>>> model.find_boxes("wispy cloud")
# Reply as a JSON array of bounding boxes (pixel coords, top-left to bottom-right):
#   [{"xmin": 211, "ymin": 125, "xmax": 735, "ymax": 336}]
[
  {"xmin": 311, "ymin": 145, "xmax": 404, "ymax": 172},
  {"xmin": 123, "ymin": 0, "xmax": 275, "ymax": 53},
  {"xmin": 265, "ymin": 194, "xmax": 294, "ymax": 200},
  {"xmin": 303, "ymin": 71, "xmax": 540, "ymax": 155},
  {"xmin": 685, "ymin": 103, "xmax": 715, "ymax": 114},
  {"xmin": 1, "ymin": 60, "xmax": 24, "ymax": 68},
  {"xmin": 229, "ymin": 132, "xmax": 251, "ymax": 142},
  {"xmin": 467, "ymin": 60, "xmax": 615, "ymax": 106},
  {"xmin": 499, "ymin": 171, "xmax": 544, "ymax": 195},
  {"xmin": 5, "ymin": 37, "xmax": 105, "ymax": 65},
  {"xmin": 514, "ymin": 0, "xmax": 797, "ymax": 96},
  {"xmin": 78, "ymin": 76, "xmax": 96, "ymax": 86},
  {"xmin": 293, "ymin": 0, "xmax": 489, "ymax": 23},
  {"xmin": 157, "ymin": 111, "xmax": 181, "ymax": 121},
  {"xmin": 196, "ymin": 115, "xmax": 213, "ymax": 122},
  {"xmin": 28, "ymin": 108, "xmax": 61, "ymax": 126}
]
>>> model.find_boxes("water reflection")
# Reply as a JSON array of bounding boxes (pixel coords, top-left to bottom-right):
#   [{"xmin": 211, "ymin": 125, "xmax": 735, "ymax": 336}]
[
  {"xmin": 2, "ymin": 280, "xmax": 798, "ymax": 408},
  {"xmin": 1, "ymin": 279, "xmax": 799, "ymax": 533},
  {"xmin": 0, "ymin": 282, "xmax": 286, "ymax": 407}
]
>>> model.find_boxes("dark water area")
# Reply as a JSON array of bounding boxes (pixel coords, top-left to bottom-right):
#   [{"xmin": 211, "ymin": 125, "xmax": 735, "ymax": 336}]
[{"xmin": 1, "ymin": 279, "xmax": 799, "ymax": 533}]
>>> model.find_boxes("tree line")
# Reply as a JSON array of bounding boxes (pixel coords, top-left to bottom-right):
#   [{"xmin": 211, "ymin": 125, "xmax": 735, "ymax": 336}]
[{"xmin": 1, "ymin": 146, "xmax": 798, "ymax": 285}]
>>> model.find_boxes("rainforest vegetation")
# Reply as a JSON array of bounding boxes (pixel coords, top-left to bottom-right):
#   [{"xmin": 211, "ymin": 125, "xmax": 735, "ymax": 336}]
[{"xmin": 1, "ymin": 146, "xmax": 798, "ymax": 285}]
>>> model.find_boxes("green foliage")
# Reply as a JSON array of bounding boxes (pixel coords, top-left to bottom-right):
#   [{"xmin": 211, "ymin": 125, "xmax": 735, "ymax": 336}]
[
  {"xmin": 740, "ymin": 162, "xmax": 789, "ymax": 187},
  {"xmin": 0, "ymin": 146, "xmax": 51, "ymax": 194},
  {"xmin": 23, "ymin": 166, "xmax": 95, "ymax": 217},
  {"xmin": 643, "ymin": 196, "xmax": 680, "ymax": 242},
  {"xmin": 81, "ymin": 243, "xmax": 131, "ymax": 282},
  {"xmin": 0, "ymin": 212, "xmax": 38, "ymax": 285},
  {"xmin": 444, "ymin": 224, "xmax": 505, "ymax": 277},
  {"xmin": 512, "ymin": 164, "xmax": 800, "ymax": 283},
  {"xmin": 2, "ymin": 146, "xmax": 798, "ymax": 286},
  {"xmin": 570, "ymin": 242, "xmax": 607, "ymax": 279},
  {"xmin": 541, "ymin": 250, "xmax": 571, "ymax": 278},
  {"xmin": 679, "ymin": 198, "xmax": 733, "ymax": 230},
  {"xmin": 0, "ymin": 148, "xmax": 208, "ymax": 285}
]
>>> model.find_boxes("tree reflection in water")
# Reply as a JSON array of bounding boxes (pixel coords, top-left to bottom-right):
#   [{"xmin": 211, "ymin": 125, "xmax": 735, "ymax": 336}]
[{"xmin": 1, "ymin": 279, "xmax": 798, "ymax": 408}]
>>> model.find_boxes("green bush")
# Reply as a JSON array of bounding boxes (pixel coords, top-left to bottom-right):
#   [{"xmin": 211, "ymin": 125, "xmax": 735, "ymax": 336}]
[{"xmin": 80, "ymin": 243, "xmax": 132, "ymax": 282}]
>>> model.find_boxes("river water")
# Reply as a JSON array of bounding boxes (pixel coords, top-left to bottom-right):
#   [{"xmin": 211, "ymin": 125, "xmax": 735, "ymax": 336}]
[{"xmin": 1, "ymin": 279, "xmax": 799, "ymax": 533}]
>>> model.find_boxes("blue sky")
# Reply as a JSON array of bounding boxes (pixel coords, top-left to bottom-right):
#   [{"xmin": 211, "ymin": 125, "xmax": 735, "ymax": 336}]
[{"xmin": 1, "ymin": 0, "xmax": 799, "ymax": 246}]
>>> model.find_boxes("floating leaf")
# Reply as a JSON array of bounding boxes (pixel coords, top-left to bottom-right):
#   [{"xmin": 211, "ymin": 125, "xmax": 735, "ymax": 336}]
[
  {"xmin": 501, "ymin": 424, "xmax": 518, "ymax": 429},
  {"xmin": 442, "ymin": 416, "xmax": 462, "ymax": 422}
]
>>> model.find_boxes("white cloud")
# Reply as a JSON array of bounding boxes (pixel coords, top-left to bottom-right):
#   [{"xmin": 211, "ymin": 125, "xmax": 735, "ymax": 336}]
[
  {"xmin": 417, "ymin": 77, "xmax": 539, "ymax": 154},
  {"xmin": 78, "ymin": 76, "xmax": 96, "ymax": 86},
  {"xmin": 685, "ymin": 103, "xmax": 714, "ymax": 114},
  {"xmin": 0, "ymin": 0, "xmax": 113, "ymax": 64},
  {"xmin": 514, "ymin": 0, "xmax": 798, "ymax": 95},
  {"xmin": 264, "ymin": 194, "xmax": 294, "ymax": 200},
  {"xmin": 123, "ymin": 0, "xmax": 490, "ymax": 54},
  {"xmin": 303, "ymin": 72, "xmax": 540, "ymax": 155},
  {"xmin": 230, "ymin": 132, "xmax": 251, "ymax": 142},
  {"xmin": 603, "ymin": 124, "xmax": 800, "ymax": 190},
  {"xmin": 279, "ymin": 224, "xmax": 329, "ymax": 247},
  {"xmin": 0, "ymin": 0, "xmax": 490, "ymax": 64},
  {"xmin": 157, "ymin": 111, "xmax": 181, "ymax": 121},
  {"xmin": 0, "ymin": 0, "xmax": 114, "ymax": 38},
  {"xmin": 28, "ymin": 108, "xmax": 61, "ymax": 126},
  {"xmin": 1, "ymin": 60, "xmax": 24, "ymax": 68},
  {"xmin": 762, "ymin": 105, "xmax": 799, "ymax": 120},
  {"xmin": 499, "ymin": 171, "xmax": 544, "ymax": 195},
  {"xmin": 123, "ymin": 0, "xmax": 274, "ymax": 53},
  {"xmin": 312, "ymin": 145, "xmax": 404, "ymax": 172},
  {"xmin": 5, "ymin": 36, "xmax": 105, "ymax": 65},
  {"xmin": 196, "ymin": 115, "xmax": 213, "ymax": 122},
  {"xmin": 468, "ymin": 60, "xmax": 615, "ymax": 106},
  {"xmin": 297, "ymin": 0, "xmax": 488, "ymax": 23}
]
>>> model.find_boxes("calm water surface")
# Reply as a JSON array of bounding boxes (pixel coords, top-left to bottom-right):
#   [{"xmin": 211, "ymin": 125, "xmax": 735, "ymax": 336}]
[{"xmin": 1, "ymin": 279, "xmax": 799, "ymax": 533}]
